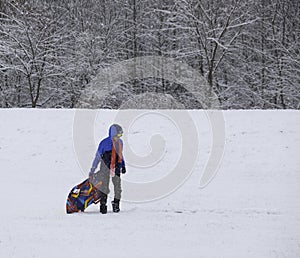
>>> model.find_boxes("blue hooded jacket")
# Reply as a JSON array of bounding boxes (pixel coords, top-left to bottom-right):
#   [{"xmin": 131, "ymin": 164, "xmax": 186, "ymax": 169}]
[{"xmin": 90, "ymin": 125, "xmax": 125, "ymax": 173}]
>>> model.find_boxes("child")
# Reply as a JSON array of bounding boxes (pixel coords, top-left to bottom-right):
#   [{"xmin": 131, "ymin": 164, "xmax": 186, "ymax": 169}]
[{"xmin": 89, "ymin": 124, "xmax": 126, "ymax": 214}]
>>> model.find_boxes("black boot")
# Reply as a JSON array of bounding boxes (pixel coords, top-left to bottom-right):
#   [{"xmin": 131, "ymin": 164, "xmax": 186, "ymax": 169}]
[
  {"xmin": 100, "ymin": 204, "xmax": 107, "ymax": 214},
  {"xmin": 112, "ymin": 199, "xmax": 120, "ymax": 213}
]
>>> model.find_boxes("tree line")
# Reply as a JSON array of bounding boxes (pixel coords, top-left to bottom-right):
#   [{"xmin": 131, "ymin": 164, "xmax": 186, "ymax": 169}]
[{"xmin": 0, "ymin": 0, "xmax": 299, "ymax": 109}]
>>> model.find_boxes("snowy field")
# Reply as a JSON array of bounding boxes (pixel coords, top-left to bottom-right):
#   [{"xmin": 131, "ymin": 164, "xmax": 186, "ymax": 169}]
[{"xmin": 0, "ymin": 109, "xmax": 299, "ymax": 258}]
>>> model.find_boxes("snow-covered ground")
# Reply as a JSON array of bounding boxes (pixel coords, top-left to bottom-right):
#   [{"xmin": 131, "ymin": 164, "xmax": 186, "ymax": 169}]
[{"xmin": 0, "ymin": 109, "xmax": 299, "ymax": 258}]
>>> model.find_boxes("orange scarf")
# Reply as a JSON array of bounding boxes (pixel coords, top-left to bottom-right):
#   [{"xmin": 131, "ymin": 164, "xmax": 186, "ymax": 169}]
[{"xmin": 110, "ymin": 140, "xmax": 122, "ymax": 177}]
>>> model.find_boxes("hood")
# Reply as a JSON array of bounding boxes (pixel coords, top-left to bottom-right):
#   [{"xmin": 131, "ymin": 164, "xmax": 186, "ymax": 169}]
[{"xmin": 109, "ymin": 124, "xmax": 123, "ymax": 139}]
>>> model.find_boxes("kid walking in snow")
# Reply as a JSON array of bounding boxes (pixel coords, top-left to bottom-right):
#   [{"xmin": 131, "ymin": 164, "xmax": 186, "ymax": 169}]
[{"xmin": 89, "ymin": 124, "xmax": 126, "ymax": 214}]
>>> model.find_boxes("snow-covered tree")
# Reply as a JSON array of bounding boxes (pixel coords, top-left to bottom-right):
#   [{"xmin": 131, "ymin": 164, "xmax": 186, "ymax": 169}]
[
  {"xmin": 0, "ymin": 0, "xmax": 299, "ymax": 109},
  {"xmin": 0, "ymin": 1, "xmax": 76, "ymax": 107}
]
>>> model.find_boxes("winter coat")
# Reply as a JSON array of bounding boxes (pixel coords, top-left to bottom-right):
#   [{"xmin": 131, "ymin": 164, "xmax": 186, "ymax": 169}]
[{"xmin": 90, "ymin": 125, "xmax": 125, "ymax": 175}]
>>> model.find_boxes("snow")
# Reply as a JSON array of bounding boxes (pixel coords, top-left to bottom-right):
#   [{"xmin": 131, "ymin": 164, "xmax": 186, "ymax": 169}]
[{"xmin": 0, "ymin": 109, "xmax": 300, "ymax": 258}]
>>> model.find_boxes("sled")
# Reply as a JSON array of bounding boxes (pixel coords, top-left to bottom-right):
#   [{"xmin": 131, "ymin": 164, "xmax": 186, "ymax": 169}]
[{"xmin": 66, "ymin": 172, "xmax": 102, "ymax": 214}]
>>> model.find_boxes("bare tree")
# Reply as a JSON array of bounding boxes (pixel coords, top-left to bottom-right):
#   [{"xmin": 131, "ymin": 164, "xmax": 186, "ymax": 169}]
[
  {"xmin": 0, "ymin": 1, "xmax": 75, "ymax": 107},
  {"xmin": 0, "ymin": 0, "xmax": 298, "ymax": 109}
]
